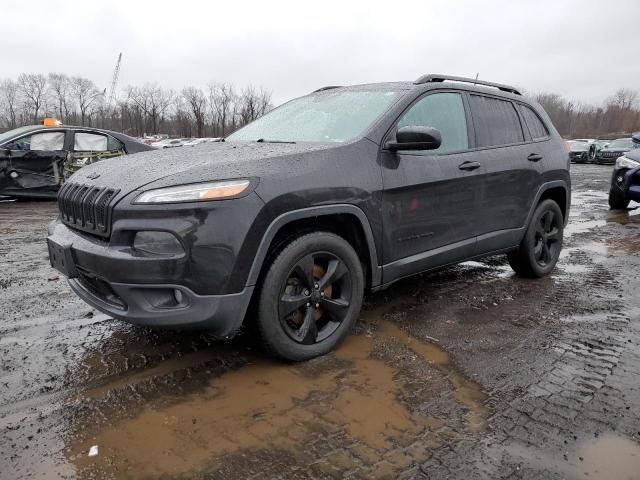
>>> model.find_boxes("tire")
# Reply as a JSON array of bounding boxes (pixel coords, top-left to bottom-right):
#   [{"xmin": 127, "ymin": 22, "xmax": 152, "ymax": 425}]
[
  {"xmin": 608, "ymin": 188, "xmax": 630, "ymax": 210},
  {"xmin": 507, "ymin": 199, "xmax": 564, "ymax": 278},
  {"xmin": 256, "ymin": 231, "xmax": 364, "ymax": 361}
]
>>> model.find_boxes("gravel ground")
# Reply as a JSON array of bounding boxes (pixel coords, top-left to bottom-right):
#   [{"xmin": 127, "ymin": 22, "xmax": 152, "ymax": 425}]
[{"xmin": 1, "ymin": 164, "xmax": 639, "ymax": 480}]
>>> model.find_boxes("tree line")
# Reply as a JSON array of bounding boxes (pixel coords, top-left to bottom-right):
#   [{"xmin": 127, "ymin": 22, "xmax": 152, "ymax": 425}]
[
  {"xmin": 534, "ymin": 88, "xmax": 640, "ymax": 139},
  {"xmin": 0, "ymin": 73, "xmax": 272, "ymax": 138},
  {"xmin": 1, "ymin": 72, "xmax": 639, "ymax": 140}
]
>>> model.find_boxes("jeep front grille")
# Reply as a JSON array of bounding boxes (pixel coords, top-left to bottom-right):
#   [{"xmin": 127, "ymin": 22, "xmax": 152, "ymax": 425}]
[{"xmin": 57, "ymin": 183, "xmax": 119, "ymax": 238}]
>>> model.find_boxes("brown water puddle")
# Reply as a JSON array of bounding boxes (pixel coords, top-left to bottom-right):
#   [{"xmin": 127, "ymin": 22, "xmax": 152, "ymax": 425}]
[
  {"xmin": 607, "ymin": 236, "xmax": 640, "ymax": 255},
  {"xmin": 576, "ymin": 434, "xmax": 640, "ymax": 479},
  {"xmin": 507, "ymin": 433, "xmax": 640, "ymax": 479},
  {"xmin": 68, "ymin": 315, "xmax": 488, "ymax": 478}
]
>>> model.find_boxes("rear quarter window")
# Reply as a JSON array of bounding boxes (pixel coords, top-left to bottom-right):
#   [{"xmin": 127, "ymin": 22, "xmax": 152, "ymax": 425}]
[
  {"xmin": 518, "ymin": 104, "xmax": 549, "ymax": 140},
  {"xmin": 469, "ymin": 95, "xmax": 524, "ymax": 148}
]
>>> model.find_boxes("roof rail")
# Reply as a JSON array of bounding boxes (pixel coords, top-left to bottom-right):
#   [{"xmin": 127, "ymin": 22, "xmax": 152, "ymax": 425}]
[
  {"xmin": 413, "ymin": 74, "xmax": 521, "ymax": 96},
  {"xmin": 313, "ymin": 86, "xmax": 342, "ymax": 93}
]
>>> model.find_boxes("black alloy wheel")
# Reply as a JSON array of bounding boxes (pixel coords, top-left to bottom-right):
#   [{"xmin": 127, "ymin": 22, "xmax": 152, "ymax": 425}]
[
  {"xmin": 279, "ymin": 252, "xmax": 352, "ymax": 345},
  {"xmin": 533, "ymin": 210, "xmax": 561, "ymax": 267},
  {"xmin": 257, "ymin": 231, "xmax": 364, "ymax": 361},
  {"xmin": 508, "ymin": 199, "xmax": 564, "ymax": 278}
]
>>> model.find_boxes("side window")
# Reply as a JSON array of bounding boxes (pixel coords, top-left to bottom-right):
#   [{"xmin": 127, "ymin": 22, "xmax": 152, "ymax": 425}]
[
  {"xmin": 396, "ymin": 92, "xmax": 469, "ymax": 154},
  {"xmin": 518, "ymin": 104, "xmax": 549, "ymax": 140},
  {"xmin": 6, "ymin": 131, "xmax": 65, "ymax": 151},
  {"xmin": 74, "ymin": 133, "xmax": 109, "ymax": 152},
  {"xmin": 469, "ymin": 95, "xmax": 524, "ymax": 148},
  {"xmin": 107, "ymin": 135, "xmax": 124, "ymax": 151}
]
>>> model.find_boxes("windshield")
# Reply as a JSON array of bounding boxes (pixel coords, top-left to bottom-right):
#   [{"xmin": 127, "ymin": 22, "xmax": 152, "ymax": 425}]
[
  {"xmin": 226, "ymin": 90, "xmax": 400, "ymax": 143},
  {"xmin": 0, "ymin": 126, "xmax": 34, "ymax": 146},
  {"xmin": 607, "ymin": 138, "xmax": 633, "ymax": 149}
]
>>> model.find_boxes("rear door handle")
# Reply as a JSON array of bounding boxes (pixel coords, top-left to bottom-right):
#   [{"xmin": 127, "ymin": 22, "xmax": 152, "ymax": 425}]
[
  {"xmin": 458, "ymin": 161, "xmax": 481, "ymax": 171},
  {"xmin": 528, "ymin": 153, "xmax": 543, "ymax": 162}
]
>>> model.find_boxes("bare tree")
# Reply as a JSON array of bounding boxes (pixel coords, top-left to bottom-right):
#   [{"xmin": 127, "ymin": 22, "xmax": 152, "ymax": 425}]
[
  {"xmin": 17, "ymin": 73, "xmax": 48, "ymax": 123},
  {"xmin": 182, "ymin": 86, "xmax": 207, "ymax": 137},
  {"xmin": 48, "ymin": 73, "xmax": 71, "ymax": 121},
  {"xmin": 0, "ymin": 79, "xmax": 19, "ymax": 128},
  {"xmin": 127, "ymin": 83, "xmax": 174, "ymax": 134},
  {"xmin": 70, "ymin": 76, "xmax": 102, "ymax": 126},
  {"xmin": 207, "ymin": 83, "xmax": 235, "ymax": 136},
  {"xmin": 607, "ymin": 88, "xmax": 638, "ymax": 111}
]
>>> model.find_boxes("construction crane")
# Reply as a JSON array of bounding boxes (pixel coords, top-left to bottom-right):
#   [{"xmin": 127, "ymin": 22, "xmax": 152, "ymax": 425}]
[{"xmin": 107, "ymin": 53, "xmax": 122, "ymax": 110}]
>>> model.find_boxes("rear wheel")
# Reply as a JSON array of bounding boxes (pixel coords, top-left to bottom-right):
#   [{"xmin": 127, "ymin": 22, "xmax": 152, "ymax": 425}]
[
  {"xmin": 608, "ymin": 188, "xmax": 630, "ymax": 210},
  {"xmin": 508, "ymin": 199, "xmax": 564, "ymax": 278},
  {"xmin": 257, "ymin": 232, "xmax": 364, "ymax": 361}
]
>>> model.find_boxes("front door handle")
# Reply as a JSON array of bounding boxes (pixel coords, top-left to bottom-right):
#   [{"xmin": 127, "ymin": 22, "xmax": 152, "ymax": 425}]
[
  {"xmin": 528, "ymin": 153, "xmax": 543, "ymax": 162},
  {"xmin": 458, "ymin": 161, "xmax": 481, "ymax": 171}
]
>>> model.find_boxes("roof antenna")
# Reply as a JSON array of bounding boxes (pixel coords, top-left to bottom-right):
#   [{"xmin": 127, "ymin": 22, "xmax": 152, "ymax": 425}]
[{"xmin": 474, "ymin": 72, "xmax": 479, "ymax": 84}]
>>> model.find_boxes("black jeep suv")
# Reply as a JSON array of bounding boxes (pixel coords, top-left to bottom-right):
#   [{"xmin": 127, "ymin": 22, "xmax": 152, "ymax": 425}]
[{"xmin": 47, "ymin": 74, "xmax": 570, "ymax": 361}]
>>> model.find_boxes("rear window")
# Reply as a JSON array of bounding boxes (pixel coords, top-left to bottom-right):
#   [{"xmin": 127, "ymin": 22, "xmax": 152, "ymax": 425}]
[
  {"xmin": 518, "ymin": 104, "xmax": 549, "ymax": 140},
  {"xmin": 469, "ymin": 95, "xmax": 524, "ymax": 148}
]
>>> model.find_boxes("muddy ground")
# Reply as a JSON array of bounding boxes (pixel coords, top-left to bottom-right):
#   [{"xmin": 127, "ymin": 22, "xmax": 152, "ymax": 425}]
[{"xmin": 1, "ymin": 164, "xmax": 640, "ymax": 480}]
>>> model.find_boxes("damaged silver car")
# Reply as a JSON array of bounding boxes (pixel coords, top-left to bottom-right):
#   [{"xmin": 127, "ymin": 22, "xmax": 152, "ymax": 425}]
[{"xmin": 0, "ymin": 119, "xmax": 154, "ymax": 199}]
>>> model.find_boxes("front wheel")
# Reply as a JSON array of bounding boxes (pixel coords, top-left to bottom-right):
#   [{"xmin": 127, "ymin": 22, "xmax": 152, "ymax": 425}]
[
  {"xmin": 508, "ymin": 199, "xmax": 564, "ymax": 278},
  {"xmin": 256, "ymin": 232, "xmax": 364, "ymax": 361}
]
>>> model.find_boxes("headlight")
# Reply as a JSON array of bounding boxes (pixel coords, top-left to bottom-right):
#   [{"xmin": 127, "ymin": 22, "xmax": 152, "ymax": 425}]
[
  {"xmin": 615, "ymin": 156, "xmax": 640, "ymax": 170},
  {"xmin": 134, "ymin": 179, "xmax": 251, "ymax": 204}
]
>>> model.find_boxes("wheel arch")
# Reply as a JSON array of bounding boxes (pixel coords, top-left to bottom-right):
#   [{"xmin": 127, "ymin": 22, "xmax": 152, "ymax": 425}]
[
  {"xmin": 246, "ymin": 205, "xmax": 382, "ymax": 290},
  {"xmin": 528, "ymin": 181, "xmax": 570, "ymax": 227}
]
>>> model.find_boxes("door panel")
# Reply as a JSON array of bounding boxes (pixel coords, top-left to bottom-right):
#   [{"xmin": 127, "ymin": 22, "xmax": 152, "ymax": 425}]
[
  {"xmin": 381, "ymin": 151, "xmax": 485, "ymax": 275},
  {"xmin": 380, "ymin": 91, "xmax": 483, "ymax": 283},
  {"xmin": 0, "ymin": 130, "xmax": 67, "ymax": 196},
  {"xmin": 467, "ymin": 94, "xmax": 541, "ymax": 251}
]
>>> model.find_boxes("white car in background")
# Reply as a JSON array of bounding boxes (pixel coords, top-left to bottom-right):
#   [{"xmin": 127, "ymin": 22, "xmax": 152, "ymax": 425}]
[
  {"xmin": 181, "ymin": 138, "xmax": 208, "ymax": 147},
  {"xmin": 150, "ymin": 138, "xmax": 189, "ymax": 149}
]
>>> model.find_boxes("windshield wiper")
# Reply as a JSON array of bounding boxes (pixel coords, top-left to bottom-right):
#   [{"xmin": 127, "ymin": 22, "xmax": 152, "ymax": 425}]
[{"xmin": 255, "ymin": 138, "xmax": 296, "ymax": 144}]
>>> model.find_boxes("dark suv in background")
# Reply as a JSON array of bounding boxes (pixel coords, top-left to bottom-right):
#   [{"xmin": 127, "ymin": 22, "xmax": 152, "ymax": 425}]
[
  {"xmin": 47, "ymin": 74, "xmax": 570, "ymax": 361},
  {"xmin": 609, "ymin": 133, "xmax": 640, "ymax": 209}
]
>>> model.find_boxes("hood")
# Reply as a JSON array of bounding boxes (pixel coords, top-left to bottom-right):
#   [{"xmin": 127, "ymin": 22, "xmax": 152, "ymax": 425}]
[
  {"xmin": 67, "ymin": 141, "xmax": 340, "ymax": 194},
  {"xmin": 625, "ymin": 149, "xmax": 640, "ymax": 162},
  {"xmin": 602, "ymin": 146, "xmax": 631, "ymax": 152}
]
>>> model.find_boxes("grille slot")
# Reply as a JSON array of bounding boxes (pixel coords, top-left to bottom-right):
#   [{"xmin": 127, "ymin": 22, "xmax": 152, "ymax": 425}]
[{"xmin": 57, "ymin": 183, "xmax": 119, "ymax": 238}]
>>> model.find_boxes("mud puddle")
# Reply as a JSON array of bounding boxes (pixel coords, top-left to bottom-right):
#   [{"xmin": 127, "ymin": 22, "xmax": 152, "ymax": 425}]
[
  {"xmin": 506, "ymin": 433, "xmax": 640, "ymax": 480},
  {"xmin": 68, "ymin": 313, "xmax": 487, "ymax": 478}
]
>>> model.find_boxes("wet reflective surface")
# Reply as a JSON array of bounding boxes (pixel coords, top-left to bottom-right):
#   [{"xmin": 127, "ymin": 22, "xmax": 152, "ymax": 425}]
[{"xmin": 2, "ymin": 165, "xmax": 640, "ymax": 479}]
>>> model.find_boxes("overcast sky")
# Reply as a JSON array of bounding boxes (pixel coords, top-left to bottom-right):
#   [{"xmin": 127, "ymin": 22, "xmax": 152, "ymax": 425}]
[{"xmin": 2, "ymin": 0, "xmax": 638, "ymax": 106}]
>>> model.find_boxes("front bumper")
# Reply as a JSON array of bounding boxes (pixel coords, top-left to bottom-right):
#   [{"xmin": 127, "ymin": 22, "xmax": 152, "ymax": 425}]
[
  {"xmin": 569, "ymin": 152, "xmax": 588, "ymax": 163},
  {"xmin": 597, "ymin": 153, "xmax": 624, "ymax": 165},
  {"xmin": 47, "ymin": 219, "xmax": 254, "ymax": 335},
  {"xmin": 611, "ymin": 166, "xmax": 640, "ymax": 202},
  {"xmin": 46, "ymin": 190, "xmax": 266, "ymax": 335},
  {"xmin": 68, "ymin": 275, "xmax": 253, "ymax": 335}
]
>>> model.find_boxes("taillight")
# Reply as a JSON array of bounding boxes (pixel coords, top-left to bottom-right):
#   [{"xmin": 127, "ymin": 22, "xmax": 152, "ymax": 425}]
[{"xmin": 564, "ymin": 141, "xmax": 571, "ymax": 154}]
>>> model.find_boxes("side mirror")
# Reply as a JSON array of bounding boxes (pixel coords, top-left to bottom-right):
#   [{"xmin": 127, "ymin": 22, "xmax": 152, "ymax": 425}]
[{"xmin": 386, "ymin": 126, "xmax": 442, "ymax": 151}]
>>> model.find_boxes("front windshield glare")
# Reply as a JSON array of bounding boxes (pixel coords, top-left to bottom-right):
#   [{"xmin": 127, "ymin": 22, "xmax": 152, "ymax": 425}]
[{"xmin": 226, "ymin": 90, "xmax": 400, "ymax": 143}]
